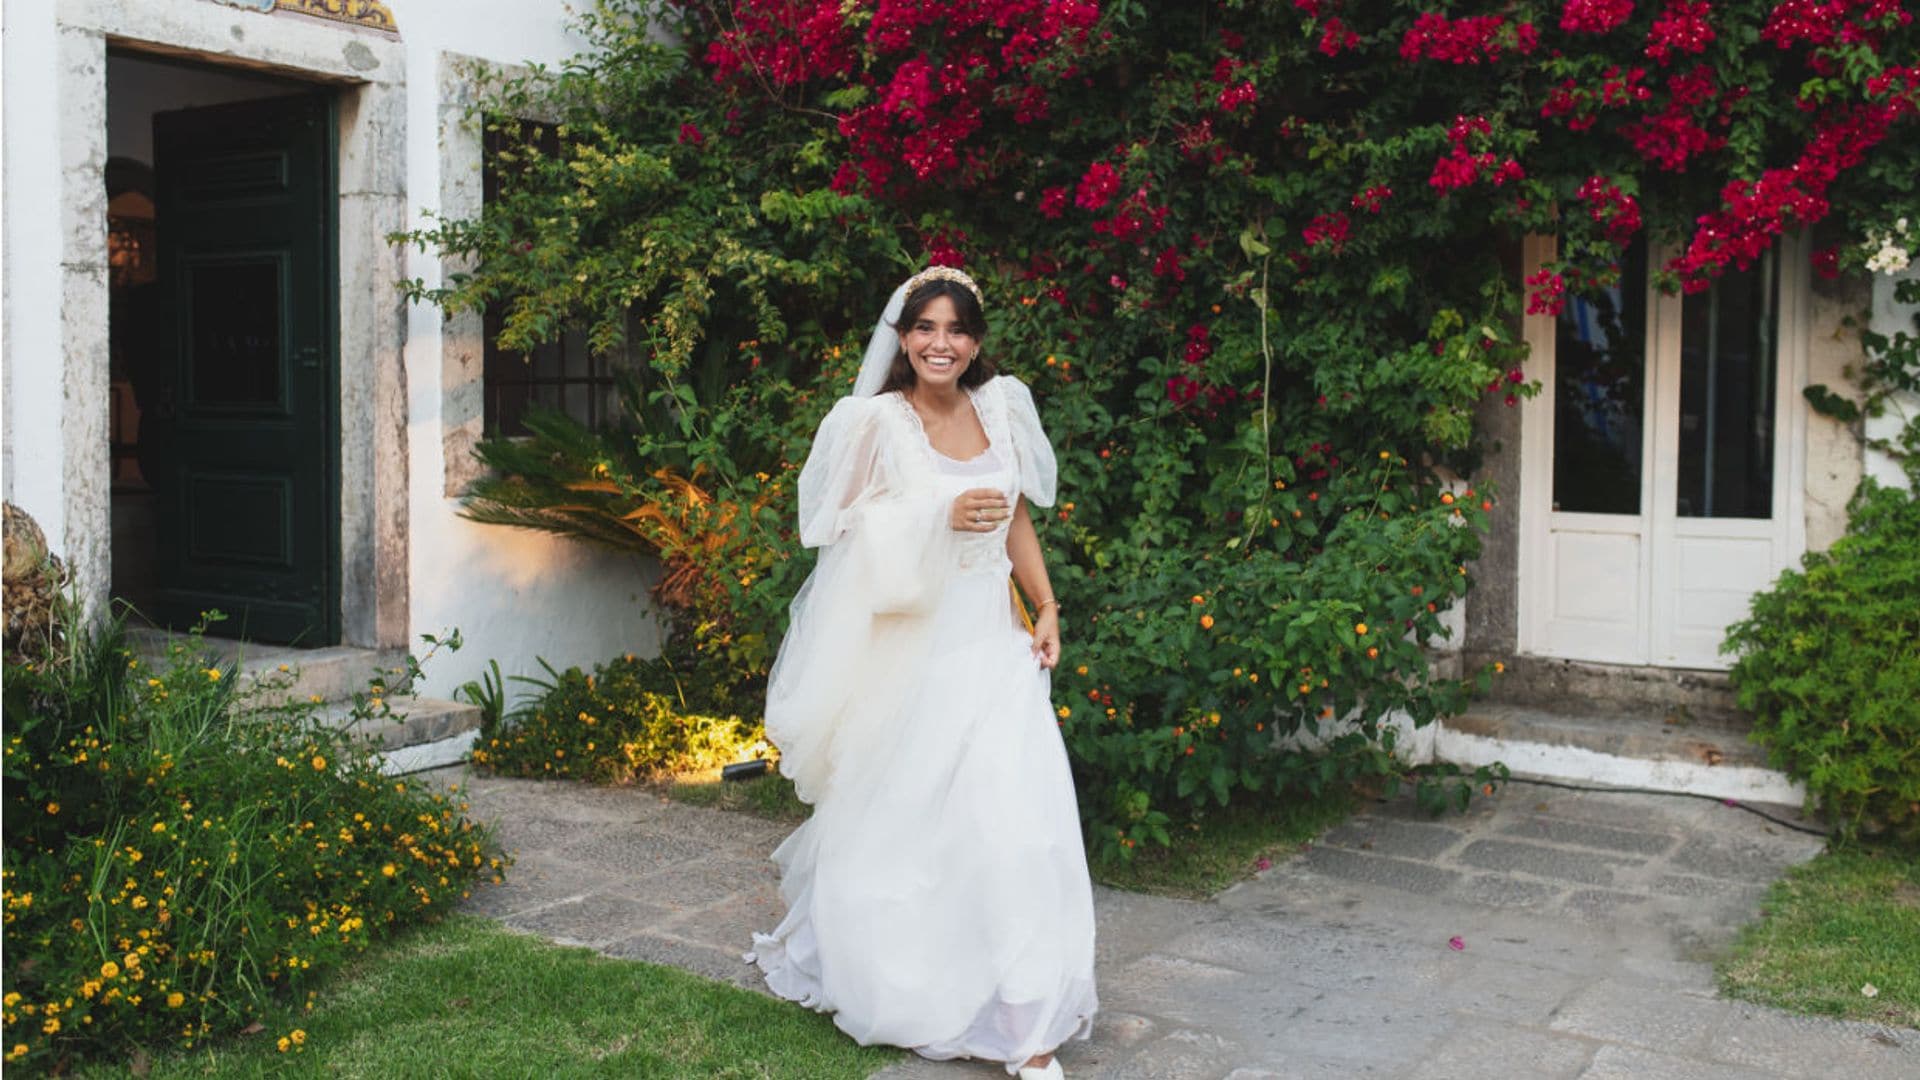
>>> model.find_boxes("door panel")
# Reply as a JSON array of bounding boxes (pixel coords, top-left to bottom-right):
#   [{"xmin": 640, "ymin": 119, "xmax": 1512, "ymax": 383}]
[
  {"xmin": 150, "ymin": 93, "xmax": 337, "ymax": 645},
  {"xmin": 1545, "ymin": 527, "xmax": 1645, "ymax": 663},
  {"xmin": 1522, "ymin": 236, "xmax": 1800, "ymax": 670}
]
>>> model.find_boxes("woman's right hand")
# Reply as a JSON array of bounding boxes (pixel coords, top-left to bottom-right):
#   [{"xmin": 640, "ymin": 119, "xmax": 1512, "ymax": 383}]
[{"xmin": 950, "ymin": 488, "xmax": 1011, "ymax": 533}]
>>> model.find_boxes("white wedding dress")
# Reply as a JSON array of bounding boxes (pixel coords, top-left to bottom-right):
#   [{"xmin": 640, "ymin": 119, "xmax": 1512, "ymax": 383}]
[{"xmin": 747, "ymin": 375, "xmax": 1098, "ymax": 1072}]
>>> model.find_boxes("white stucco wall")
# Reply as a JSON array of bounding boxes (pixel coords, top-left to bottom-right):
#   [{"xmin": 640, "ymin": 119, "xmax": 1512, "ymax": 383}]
[
  {"xmin": 393, "ymin": 3, "xmax": 666, "ymax": 698},
  {"xmin": 1, "ymin": 0, "xmax": 665, "ymax": 698},
  {"xmin": 2, "ymin": 1, "xmax": 68, "ymax": 529},
  {"xmin": 1865, "ymin": 266, "xmax": 1920, "ymax": 491}
]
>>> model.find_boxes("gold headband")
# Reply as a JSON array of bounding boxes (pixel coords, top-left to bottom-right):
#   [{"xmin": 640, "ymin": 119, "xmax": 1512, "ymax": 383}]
[{"xmin": 904, "ymin": 266, "xmax": 985, "ymax": 307}]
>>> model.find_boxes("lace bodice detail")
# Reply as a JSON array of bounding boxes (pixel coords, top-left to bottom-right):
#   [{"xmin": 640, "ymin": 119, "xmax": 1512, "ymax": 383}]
[{"xmin": 892, "ymin": 391, "xmax": 1017, "ymax": 577}]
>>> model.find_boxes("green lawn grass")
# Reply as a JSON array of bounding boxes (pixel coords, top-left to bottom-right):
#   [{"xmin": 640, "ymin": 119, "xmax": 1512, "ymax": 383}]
[
  {"xmin": 74, "ymin": 917, "xmax": 897, "ymax": 1079},
  {"xmin": 1718, "ymin": 845, "xmax": 1920, "ymax": 1029}
]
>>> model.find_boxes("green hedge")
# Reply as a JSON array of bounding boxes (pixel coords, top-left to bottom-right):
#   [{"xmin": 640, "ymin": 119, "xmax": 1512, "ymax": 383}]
[{"xmin": 1725, "ymin": 482, "xmax": 1920, "ymax": 845}]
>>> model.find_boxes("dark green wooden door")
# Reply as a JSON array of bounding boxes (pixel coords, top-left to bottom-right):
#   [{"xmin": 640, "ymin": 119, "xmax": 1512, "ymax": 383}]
[{"xmin": 150, "ymin": 93, "xmax": 338, "ymax": 645}]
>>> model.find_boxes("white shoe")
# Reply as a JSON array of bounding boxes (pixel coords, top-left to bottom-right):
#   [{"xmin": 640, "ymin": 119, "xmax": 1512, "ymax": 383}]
[{"xmin": 1017, "ymin": 1060, "xmax": 1063, "ymax": 1080}]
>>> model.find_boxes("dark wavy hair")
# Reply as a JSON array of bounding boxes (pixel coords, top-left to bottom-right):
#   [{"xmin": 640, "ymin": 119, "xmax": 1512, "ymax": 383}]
[{"xmin": 879, "ymin": 279, "xmax": 995, "ymax": 394}]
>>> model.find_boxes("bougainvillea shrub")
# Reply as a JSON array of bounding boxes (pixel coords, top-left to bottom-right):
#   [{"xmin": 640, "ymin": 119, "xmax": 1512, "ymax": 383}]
[{"xmin": 401, "ymin": 0, "xmax": 1919, "ymax": 855}]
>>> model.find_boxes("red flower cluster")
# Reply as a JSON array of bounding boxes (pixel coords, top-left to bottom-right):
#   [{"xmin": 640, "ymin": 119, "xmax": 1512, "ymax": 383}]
[
  {"xmin": 1218, "ymin": 81, "xmax": 1260, "ymax": 111},
  {"xmin": 1039, "ymin": 185, "xmax": 1070, "ymax": 218},
  {"xmin": 1302, "ymin": 211, "xmax": 1352, "ymax": 253},
  {"xmin": 1762, "ymin": 0, "xmax": 1910, "ymax": 50},
  {"xmin": 1576, "ymin": 175, "xmax": 1644, "ymax": 244},
  {"xmin": 678, "ymin": 122, "xmax": 705, "ymax": 146},
  {"xmin": 1645, "ymin": 0, "xmax": 1715, "ymax": 64},
  {"xmin": 1560, "ymin": 0, "xmax": 1636, "ymax": 34},
  {"xmin": 1165, "ymin": 374, "xmax": 1241, "ymax": 415},
  {"xmin": 1620, "ymin": 65, "xmax": 1729, "ymax": 170},
  {"xmin": 1399, "ymin": 13, "xmax": 1540, "ymax": 64},
  {"xmin": 1350, "ymin": 185, "xmax": 1393, "ymax": 212},
  {"xmin": 1319, "ymin": 17, "xmax": 1362, "ymax": 56},
  {"xmin": 1525, "ymin": 267, "xmax": 1568, "ymax": 315},
  {"xmin": 1183, "ymin": 323, "xmax": 1213, "ymax": 364},
  {"xmin": 704, "ymin": 1, "xmax": 1100, "ymax": 196},
  {"xmin": 1429, "ymin": 115, "xmax": 1524, "ymax": 192},
  {"xmin": 702, "ymin": 0, "xmax": 858, "ymax": 87},
  {"xmin": 926, "ymin": 227, "xmax": 969, "ymax": 268},
  {"xmin": 1541, "ymin": 64, "xmax": 1653, "ymax": 129},
  {"xmin": 1075, "ymin": 162, "xmax": 1123, "ymax": 210},
  {"xmin": 1670, "ymin": 100, "xmax": 1910, "ymax": 289},
  {"xmin": 1091, "ymin": 185, "xmax": 1171, "ymax": 241}
]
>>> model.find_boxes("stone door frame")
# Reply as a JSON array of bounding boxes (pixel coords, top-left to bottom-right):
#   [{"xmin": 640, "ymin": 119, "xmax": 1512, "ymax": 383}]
[{"xmin": 56, "ymin": 0, "xmax": 408, "ymax": 648}]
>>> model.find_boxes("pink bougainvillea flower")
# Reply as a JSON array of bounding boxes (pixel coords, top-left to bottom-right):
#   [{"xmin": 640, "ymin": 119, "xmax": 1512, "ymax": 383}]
[
  {"xmin": 1560, "ymin": 0, "xmax": 1635, "ymax": 35},
  {"xmin": 1812, "ymin": 246, "xmax": 1841, "ymax": 279},
  {"xmin": 1645, "ymin": 0, "xmax": 1716, "ymax": 65},
  {"xmin": 1526, "ymin": 267, "xmax": 1568, "ymax": 316},
  {"xmin": 1319, "ymin": 16, "xmax": 1361, "ymax": 56},
  {"xmin": 1038, "ymin": 185, "xmax": 1070, "ymax": 219},
  {"xmin": 677, "ymin": 122, "xmax": 705, "ymax": 146},
  {"xmin": 1448, "ymin": 935, "xmax": 1466, "ymax": 950},
  {"xmin": 1350, "ymin": 185, "xmax": 1394, "ymax": 213},
  {"xmin": 1302, "ymin": 211, "xmax": 1352, "ymax": 253},
  {"xmin": 1074, "ymin": 161, "xmax": 1122, "ymax": 210},
  {"xmin": 1218, "ymin": 80, "xmax": 1259, "ymax": 112},
  {"xmin": 926, "ymin": 227, "xmax": 968, "ymax": 268},
  {"xmin": 1576, "ymin": 175, "xmax": 1644, "ymax": 245},
  {"xmin": 1400, "ymin": 13, "xmax": 1539, "ymax": 64}
]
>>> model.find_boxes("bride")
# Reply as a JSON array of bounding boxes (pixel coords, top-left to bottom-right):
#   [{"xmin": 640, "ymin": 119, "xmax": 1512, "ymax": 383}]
[{"xmin": 746, "ymin": 266, "xmax": 1098, "ymax": 1078}]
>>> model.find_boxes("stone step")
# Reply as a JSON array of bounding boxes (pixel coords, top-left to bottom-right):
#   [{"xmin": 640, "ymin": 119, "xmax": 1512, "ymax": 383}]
[
  {"xmin": 1425, "ymin": 702, "xmax": 1803, "ymax": 806},
  {"xmin": 1462, "ymin": 651, "xmax": 1744, "ymax": 725},
  {"xmin": 127, "ymin": 627, "xmax": 408, "ymax": 705},
  {"xmin": 315, "ymin": 696, "xmax": 486, "ymax": 753}
]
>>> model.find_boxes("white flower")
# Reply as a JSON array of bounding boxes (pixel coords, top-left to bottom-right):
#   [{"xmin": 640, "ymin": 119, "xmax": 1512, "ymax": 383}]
[
  {"xmin": 1862, "ymin": 983, "xmax": 1880, "ymax": 998},
  {"xmin": 1864, "ymin": 242, "xmax": 1911, "ymax": 275},
  {"xmin": 1860, "ymin": 218, "xmax": 1916, "ymax": 275}
]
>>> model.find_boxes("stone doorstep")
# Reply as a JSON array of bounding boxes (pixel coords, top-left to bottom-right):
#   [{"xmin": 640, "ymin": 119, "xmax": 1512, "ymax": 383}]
[
  {"xmin": 315, "ymin": 697, "xmax": 485, "ymax": 754},
  {"xmin": 127, "ymin": 626, "xmax": 408, "ymax": 705},
  {"xmin": 1430, "ymin": 703, "xmax": 1805, "ymax": 806},
  {"xmin": 1464, "ymin": 651, "xmax": 1745, "ymax": 727}
]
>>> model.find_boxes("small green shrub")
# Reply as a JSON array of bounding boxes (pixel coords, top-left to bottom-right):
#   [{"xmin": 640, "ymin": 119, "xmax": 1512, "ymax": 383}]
[
  {"xmin": 1724, "ymin": 481, "xmax": 1920, "ymax": 845},
  {"xmin": 1, "ymin": 615, "xmax": 501, "ymax": 1071},
  {"xmin": 471, "ymin": 651, "xmax": 763, "ymax": 783}
]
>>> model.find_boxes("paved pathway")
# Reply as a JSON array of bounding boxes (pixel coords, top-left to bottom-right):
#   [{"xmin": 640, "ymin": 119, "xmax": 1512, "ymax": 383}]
[{"xmin": 453, "ymin": 771, "xmax": 1917, "ymax": 1078}]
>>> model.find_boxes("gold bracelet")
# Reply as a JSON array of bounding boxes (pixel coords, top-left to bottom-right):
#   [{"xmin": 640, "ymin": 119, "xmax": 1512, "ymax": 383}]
[{"xmin": 1036, "ymin": 598, "xmax": 1061, "ymax": 613}]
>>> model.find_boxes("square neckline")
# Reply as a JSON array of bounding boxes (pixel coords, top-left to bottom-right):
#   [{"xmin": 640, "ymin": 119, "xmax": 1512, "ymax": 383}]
[{"xmin": 893, "ymin": 386, "xmax": 994, "ymax": 464}]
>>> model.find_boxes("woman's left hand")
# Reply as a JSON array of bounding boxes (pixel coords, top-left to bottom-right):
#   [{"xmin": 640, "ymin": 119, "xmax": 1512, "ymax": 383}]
[{"xmin": 1030, "ymin": 606, "xmax": 1061, "ymax": 670}]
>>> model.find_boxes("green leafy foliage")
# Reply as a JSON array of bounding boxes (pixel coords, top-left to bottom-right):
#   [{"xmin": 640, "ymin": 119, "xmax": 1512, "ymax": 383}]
[
  {"xmin": 1724, "ymin": 482, "xmax": 1920, "ymax": 846},
  {"xmin": 396, "ymin": 0, "xmax": 1918, "ymax": 855},
  {"xmin": 470, "ymin": 651, "xmax": 764, "ymax": 784},
  {"xmin": 0, "ymin": 614, "xmax": 500, "ymax": 1070}
]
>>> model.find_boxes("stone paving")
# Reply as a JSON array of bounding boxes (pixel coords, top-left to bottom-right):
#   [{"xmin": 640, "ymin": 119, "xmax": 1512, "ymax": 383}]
[{"xmin": 452, "ymin": 770, "xmax": 1918, "ymax": 1079}]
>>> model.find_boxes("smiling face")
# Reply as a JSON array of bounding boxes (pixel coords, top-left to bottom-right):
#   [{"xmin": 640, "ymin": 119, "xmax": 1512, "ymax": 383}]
[{"xmin": 901, "ymin": 294, "xmax": 978, "ymax": 391}]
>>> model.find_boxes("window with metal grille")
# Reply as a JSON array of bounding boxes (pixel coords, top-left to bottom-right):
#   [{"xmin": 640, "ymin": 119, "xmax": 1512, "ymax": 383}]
[{"xmin": 480, "ymin": 119, "xmax": 617, "ymax": 435}]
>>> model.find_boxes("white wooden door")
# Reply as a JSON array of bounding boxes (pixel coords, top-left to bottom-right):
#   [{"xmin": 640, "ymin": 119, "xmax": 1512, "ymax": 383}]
[{"xmin": 1519, "ymin": 236, "xmax": 1805, "ymax": 670}]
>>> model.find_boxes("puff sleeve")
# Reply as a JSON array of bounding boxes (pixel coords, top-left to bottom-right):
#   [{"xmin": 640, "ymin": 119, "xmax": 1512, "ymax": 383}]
[
  {"xmin": 999, "ymin": 375, "xmax": 1058, "ymax": 508},
  {"xmin": 766, "ymin": 394, "xmax": 954, "ymax": 805},
  {"xmin": 795, "ymin": 396, "xmax": 886, "ymax": 548}
]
